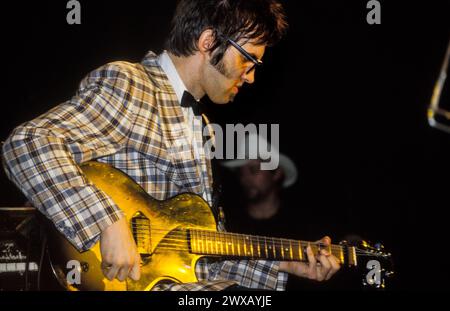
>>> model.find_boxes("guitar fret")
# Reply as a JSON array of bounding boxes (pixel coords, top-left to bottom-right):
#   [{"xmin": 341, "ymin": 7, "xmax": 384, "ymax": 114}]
[
  {"xmin": 219, "ymin": 233, "xmax": 223, "ymax": 255},
  {"xmin": 202, "ymin": 231, "xmax": 206, "ymax": 254},
  {"xmin": 199, "ymin": 230, "xmax": 204, "ymax": 254},
  {"xmin": 234, "ymin": 234, "xmax": 239, "ymax": 256},
  {"xmin": 218, "ymin": 233, "xmax": 222, "ymax": 255},
  {"xmin": 204, "ymin": 231, "xmax": 208, "ymax": 254},
  {"xmin": 243, "ymin": 239, "xmax": 247, "ymax": 255},
  {"xmin": 272, "ymin": 237, "xmax": 276, "ymax": 258},
  {"xmin": 256, "ymin": 236, "xmax": 261, "ymax": 258},
  {"xmin": 201, "ymin": 230, "xmax": 204, "ymax": 254},
  {"xmin": 210, "ymin": 231, "xmax": 214, "ymax": 254},
  {"xmin": 203, "ymin": 231, "xmax": 207, "ymax": 254},
  {"xmin": 218, "ymin": 232, "xmax": 222, "ymax": 255},
  {"xmin": 283, "ymin": 239, "xmax": 290, "ymax": 260},
  {"xmin": 212, "ymin": 231, "xmax": 216, "ymax": 255},
  {"xmin": 264, "ymin": 237, "xmax": 268, "ymax": 258},
  {"xmin": 231, "ymin": 234, "xmax": 235, "ymax": 256},
  {"xmin": 219, "ymin": 233, "xmax": 224, "ymax": 255},
  {"xmin": 289, "ymin": 240, "xmax": 293, "ymax": 260},
  {"xmin": 224, "ymin": 233, "xmax": 229, "ymax": 255},
  {"xmin": 237, "ymin": 235, "xmax": 241, "ymax": 256},
  {"xmin": 207, "ymin": 231, "xmax": 212, "ymax": 254},
  {"xmin": 237, "ymin": 234, "xmax": 241, "ymax": 256},
  {"xmin": 290, "ymin": 240, "xmax": 297, "ymax": 260},
  {"xmin": 223, "ymin": 234, "xmax": 227, "ymax": 255},
  {"xmin": 245, "ymin": 236, "xmax": 249, "ymax": 256},
  {"xmin": 213, "ymin": 231, "xmax": 218, "ymax": 255},
  {"xmin": 298, "ymin": 241, "xmax": 303, "ymax": 261},
  {"xmin": 229, "ymin": 234, "xmax": 234, "ymax": 256},
  {"xmin": 213, "ymin": 232, "xmax": 218, "ymax": 255}
]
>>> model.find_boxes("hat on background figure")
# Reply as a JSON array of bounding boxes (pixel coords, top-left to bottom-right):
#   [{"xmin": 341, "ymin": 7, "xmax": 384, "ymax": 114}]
[{"xmin": 221, "ymin": 132, "xmax": 298, "ymax": 188}]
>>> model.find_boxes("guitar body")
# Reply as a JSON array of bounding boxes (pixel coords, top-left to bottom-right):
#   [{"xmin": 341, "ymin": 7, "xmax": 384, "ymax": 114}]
[{"xmin": 47, "ymin": 161, "xmax": 217, "ymax": 291}]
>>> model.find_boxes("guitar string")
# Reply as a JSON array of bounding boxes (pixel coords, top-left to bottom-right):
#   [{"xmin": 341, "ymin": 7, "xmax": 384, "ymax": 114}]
[
  {"xmin": 129, "ymin": 225, "xmax": 387, "ymax": 255},
  {"xmin": 158, "ymin": 240, "xmax": 343, "ymax": 252},
  {"xmin": 143, "ymin": 245, "xmax": 385, "ymax": 258},
  {"xmin": 132, "ymin": 230, "xmax": 385, "ymax": 256},
  {"xmin": 131, "ymin": 230, "xmax": 381, "ymax": 255},
  {"xmin": 151, "ymin": 247, "xmax": 384, "ymax": 258},
  {"xmin": 135, "ymin": 236, "xmax": 383, "ymax": 256},
  {"xmin": 131, "ymin": 231, "xmax": 347, "ymax": 253},
  {"xmin": 152, "ymin": 242, "xmax": 382, "ymax": 255},
  {"xmin": 137, "ymin": 240, "xmax": 379, "ymax": 256},
  {"xmin": 148, "ymin": 247, "xmax": 359, "ymax": 265},
  {"xmin": 131, "ymin": 226, "xmax": 348, "ymax": 249}
]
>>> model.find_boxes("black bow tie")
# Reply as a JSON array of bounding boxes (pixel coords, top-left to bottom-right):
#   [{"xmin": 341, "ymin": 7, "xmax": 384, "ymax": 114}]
[{"xmin": 180, "ymin": 91, "xmax": 202, "ymax": 116}]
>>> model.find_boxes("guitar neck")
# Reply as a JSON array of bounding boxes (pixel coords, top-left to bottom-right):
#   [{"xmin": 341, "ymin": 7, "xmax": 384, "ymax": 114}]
[{"xmin": 189, "ymin": 229, "xmax": 358, "ymax": 266}]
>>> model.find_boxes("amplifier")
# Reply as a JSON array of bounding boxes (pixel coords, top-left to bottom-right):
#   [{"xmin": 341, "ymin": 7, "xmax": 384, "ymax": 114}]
[{"xmin": 0, "ymin": 207, "xmax": 40, "ymax": 290}]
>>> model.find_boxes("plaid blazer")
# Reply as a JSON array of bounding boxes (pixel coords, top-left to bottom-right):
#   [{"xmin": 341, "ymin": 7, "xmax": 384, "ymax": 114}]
[{"xmin": 2, "ymin": 51, "xmax": 287, "ymax": 290}]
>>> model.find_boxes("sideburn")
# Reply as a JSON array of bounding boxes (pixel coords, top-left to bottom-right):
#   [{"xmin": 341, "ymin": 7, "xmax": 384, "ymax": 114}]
[{"xmin": 211, "ymin": 58, "xmax": 233, "ymax": 79}]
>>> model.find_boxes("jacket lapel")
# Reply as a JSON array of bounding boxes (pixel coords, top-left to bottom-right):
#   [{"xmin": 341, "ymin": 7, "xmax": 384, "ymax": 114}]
[{"xmin": 141, "ymin": 52, "xmax": 203, "ymax": 194}]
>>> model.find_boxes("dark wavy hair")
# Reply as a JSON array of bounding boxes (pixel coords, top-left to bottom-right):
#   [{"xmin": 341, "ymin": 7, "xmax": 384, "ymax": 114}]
[{"xmin": 165, "ymin": 0, "xmax": 288, "ymax": 66}]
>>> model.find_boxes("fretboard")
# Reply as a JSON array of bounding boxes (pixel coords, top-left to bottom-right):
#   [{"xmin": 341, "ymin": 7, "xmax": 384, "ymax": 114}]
[{"xmin": 189, "ymin": 229, "xmax": 357, "ymax": 266}]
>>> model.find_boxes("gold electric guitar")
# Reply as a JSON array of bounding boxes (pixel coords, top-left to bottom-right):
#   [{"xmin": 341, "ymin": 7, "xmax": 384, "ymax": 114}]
[{"xmin": 47, "ymin": 161, "xmax": 394, "ymax": 291}]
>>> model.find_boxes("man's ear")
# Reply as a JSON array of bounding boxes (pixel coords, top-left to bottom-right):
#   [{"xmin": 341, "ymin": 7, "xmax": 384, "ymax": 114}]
[{"xmin": 197, "ymin": 29, "xmax": 216, "ymax": 55}]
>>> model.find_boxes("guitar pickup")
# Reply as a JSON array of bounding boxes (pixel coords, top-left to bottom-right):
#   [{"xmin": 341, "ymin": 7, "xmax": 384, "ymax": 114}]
[{"xmin": 131, "ymin": 212, "xmax": 152, "ymax": 257}]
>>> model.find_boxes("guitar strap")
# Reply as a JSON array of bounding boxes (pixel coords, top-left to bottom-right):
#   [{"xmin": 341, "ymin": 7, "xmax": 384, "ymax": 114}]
[
  {"xmin": 210, "ymin": 158, "xmax": 226, "ymax": 229},
  {"xmin": 201, "ymin": 112, "xmax": 226, "ymax": 230}
]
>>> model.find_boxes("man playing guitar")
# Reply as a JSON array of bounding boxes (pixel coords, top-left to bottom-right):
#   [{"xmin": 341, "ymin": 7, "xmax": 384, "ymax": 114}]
[{"xmin": 2, "ymin": 0, "xmax": 340, "ymax": 290}]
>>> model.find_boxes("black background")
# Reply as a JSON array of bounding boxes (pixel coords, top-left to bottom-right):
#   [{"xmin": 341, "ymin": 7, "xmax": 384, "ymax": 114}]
[{"xmin": 1, "ymin": 0, "xmax": 449, "ymax": 291}]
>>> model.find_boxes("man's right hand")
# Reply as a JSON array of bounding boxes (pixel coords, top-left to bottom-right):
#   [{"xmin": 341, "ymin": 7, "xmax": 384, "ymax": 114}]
[{"xmin": 100, "ymin": 217, "xmax": 141, "ymax": 282}]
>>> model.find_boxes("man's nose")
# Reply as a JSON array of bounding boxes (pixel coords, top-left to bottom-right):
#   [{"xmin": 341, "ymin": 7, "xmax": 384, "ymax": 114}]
[{"xmin": 243, "ymin": 69, "xmax": 255, "ymax": 84}]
